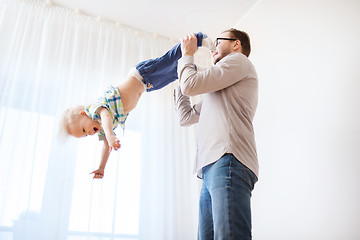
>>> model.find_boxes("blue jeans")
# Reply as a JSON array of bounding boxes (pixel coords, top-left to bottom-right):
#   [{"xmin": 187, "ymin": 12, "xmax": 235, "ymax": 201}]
[
  {"xmin": 136, "ymin": 32, "xmax": 204, "ymax": 92},
  {"xmin": 198, "ymin": 154, "xmax": 258, "ymax": 240}
]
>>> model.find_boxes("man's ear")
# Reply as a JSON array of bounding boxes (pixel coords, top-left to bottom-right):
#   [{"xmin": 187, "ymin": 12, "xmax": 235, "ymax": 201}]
[{"xmin": 234, "ymin": 40, "xmax": 242, "ymax": 52}]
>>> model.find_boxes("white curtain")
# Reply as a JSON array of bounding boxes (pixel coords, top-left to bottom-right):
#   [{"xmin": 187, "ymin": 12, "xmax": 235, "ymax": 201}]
[{"xmin": 0, "ymin": 0, "xmax": 203, "ymax": 239}]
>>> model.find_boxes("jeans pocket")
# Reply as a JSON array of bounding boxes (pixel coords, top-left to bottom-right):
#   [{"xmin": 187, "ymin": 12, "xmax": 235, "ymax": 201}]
[
  {"xmin": 230, "ymin": 157, "xmax": 257, "ymax": 191},
  {"xmin": 242, "ymin": 166, "xmax": 258, "ymax": 191}
]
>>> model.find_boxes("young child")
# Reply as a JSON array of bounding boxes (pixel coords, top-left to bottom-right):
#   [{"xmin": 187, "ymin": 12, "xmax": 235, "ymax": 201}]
[{"xmin": 59, "ymin": 32, "xmax": 215, "ymax": 179}]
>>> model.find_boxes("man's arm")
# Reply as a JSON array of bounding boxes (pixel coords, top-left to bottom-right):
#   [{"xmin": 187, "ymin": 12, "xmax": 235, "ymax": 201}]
[
  {"xmin": 174, "ymin": 86, "xmax": 202, "ymax": 126},
  {"xmin": 178, "ymin": 54, "xmax": 250, "ymax": 96},
  {"xmin": 91, "ymin": 138, "xmax": 110, "ymax": 179},
  {"xmin": 179, "ymin": 34, "xmax": 251, "ymax": 96}
]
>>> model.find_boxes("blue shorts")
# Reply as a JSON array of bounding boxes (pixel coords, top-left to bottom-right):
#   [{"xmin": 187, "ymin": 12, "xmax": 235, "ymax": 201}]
[{"xmin": 136, "ymin": 32, "xmax": 205, "ymax": 92}]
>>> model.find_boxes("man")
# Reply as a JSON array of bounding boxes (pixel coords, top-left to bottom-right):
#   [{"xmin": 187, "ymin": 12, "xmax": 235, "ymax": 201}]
[{"xmin": 174, "ymin": 28, "xmax": 259, "ymax": 239}]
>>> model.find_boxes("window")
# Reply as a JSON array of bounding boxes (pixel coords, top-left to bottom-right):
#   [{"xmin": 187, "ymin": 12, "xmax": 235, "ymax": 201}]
[
  {"xmin": 0, "ymin": 107, "xmax": 141, "ymax": 239},
  {"xmin": 67, "ymin": 130, "xmax": 141, "ymax": 239}
]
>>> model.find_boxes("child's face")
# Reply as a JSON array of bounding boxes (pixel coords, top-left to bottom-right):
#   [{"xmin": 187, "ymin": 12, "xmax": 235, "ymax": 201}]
[{"xmin": 69, "ymin": 111, "xmax": 102, "ymax": 138}]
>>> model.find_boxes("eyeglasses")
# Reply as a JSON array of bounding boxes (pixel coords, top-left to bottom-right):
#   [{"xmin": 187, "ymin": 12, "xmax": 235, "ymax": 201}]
[{"xmin": 214, "ymin": 37, "xmax": 238, "ymax": 47}]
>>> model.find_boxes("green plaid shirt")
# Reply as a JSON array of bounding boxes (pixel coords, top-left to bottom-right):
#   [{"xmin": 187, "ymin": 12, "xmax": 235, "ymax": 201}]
[{"xmin": 85, "ymin": 86, "xmax": 128, "ymax": 140}]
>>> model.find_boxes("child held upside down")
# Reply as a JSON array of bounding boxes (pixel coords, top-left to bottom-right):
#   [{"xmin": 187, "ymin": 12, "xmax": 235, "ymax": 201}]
[{"xmin": 59, "ymin": 32, "xmax": 214, "ymax": 179}]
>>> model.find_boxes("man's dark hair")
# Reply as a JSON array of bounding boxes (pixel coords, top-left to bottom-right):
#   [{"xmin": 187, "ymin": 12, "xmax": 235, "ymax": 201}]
[{"xmin": 222, "ymin": 28, "xmax": 251, "ymax": 57}]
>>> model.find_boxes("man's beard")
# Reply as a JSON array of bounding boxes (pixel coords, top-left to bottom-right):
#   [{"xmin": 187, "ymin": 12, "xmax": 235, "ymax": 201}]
[{"xmin": 214, "ymin": 50, "xmax": 231, "ymax": 64}]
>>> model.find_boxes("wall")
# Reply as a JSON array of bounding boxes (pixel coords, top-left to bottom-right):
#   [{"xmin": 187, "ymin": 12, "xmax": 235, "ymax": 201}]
[{"xmin": 236, "ymin": 0, "xmax": 360, "ymax": 239}]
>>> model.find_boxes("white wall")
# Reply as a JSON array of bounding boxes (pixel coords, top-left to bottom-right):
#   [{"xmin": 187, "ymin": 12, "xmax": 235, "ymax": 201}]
[{"xmin": 236, "ymin": 0, "xmax": 360, "ymax": 239}]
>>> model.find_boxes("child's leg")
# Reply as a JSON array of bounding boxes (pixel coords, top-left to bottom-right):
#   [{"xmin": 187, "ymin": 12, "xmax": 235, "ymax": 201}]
[{"xmin": 136, "ymin": 32, "xmax": 207, "ymax": 92}]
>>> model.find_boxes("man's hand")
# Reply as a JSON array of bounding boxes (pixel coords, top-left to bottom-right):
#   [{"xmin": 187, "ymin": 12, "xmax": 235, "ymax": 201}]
[
  {"xmin": 181, "ymin": 33, "xmax": 198, "ymax": 57},
  {"xmin": 106, "ymin": 135, "xmax": 121, "ymax": 152},
  {"xmin": 91, "ymin": 168, "xmax": 104, "ymax": 179}
]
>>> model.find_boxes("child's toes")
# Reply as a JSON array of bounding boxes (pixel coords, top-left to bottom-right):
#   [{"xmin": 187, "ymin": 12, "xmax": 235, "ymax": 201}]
[{"xmin": 202, "ymin": 37, "xmax": 216, "ymax": 52}]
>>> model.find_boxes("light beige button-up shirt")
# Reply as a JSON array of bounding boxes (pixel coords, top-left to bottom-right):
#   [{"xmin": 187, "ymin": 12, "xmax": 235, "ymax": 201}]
[{"xmin": 175, "ymin": 52, "xmax": 259, "ymax": 178}]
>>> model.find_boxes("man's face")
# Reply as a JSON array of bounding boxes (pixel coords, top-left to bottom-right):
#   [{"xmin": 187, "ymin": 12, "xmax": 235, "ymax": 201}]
[{"xmin": 212, "ymin": 32, "xmax": 238, "ymax": 64}]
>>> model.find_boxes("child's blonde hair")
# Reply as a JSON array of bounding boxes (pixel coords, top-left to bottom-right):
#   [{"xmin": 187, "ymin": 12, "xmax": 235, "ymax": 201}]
[{"xmin": 58, "ymin": 105, "xmax": 85, "ymax": 142}]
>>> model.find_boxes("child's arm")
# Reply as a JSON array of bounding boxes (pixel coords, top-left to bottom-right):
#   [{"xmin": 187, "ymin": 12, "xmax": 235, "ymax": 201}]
[
  {"xmin": 97, "ymin": 107, "xmax": 121, "ymax": 151},
  {"xmin": 91, "ymin": 138, "xmax": 110, "ymax": 179}
]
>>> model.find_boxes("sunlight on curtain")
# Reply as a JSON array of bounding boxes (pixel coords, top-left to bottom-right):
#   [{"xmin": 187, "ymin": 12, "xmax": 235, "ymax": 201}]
[
  {"xmin": 67, "ymin": 131, "xmax": 141, "ymax": 236},
  {"xmin": 0, "ymin": 0, "xmax": 205, "ymax": 239},
  {"xmin": 0, "ymin": 109, "xmax": 53, "ymax": 224}
]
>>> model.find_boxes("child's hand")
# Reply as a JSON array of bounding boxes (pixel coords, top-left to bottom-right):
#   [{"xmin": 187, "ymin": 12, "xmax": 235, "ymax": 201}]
[
  {"xmin": 91, "ymin": 168, "xmax": 104, "ymax": 179},
  {"xmin": 107, "ymin": 135, "xmax": 121, "ymax": 152}
]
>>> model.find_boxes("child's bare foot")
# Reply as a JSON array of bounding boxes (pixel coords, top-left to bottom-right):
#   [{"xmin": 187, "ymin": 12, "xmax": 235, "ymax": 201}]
[{"xmin": 202, "ymin": 36, "xmax": 216, "ymax": 52}]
